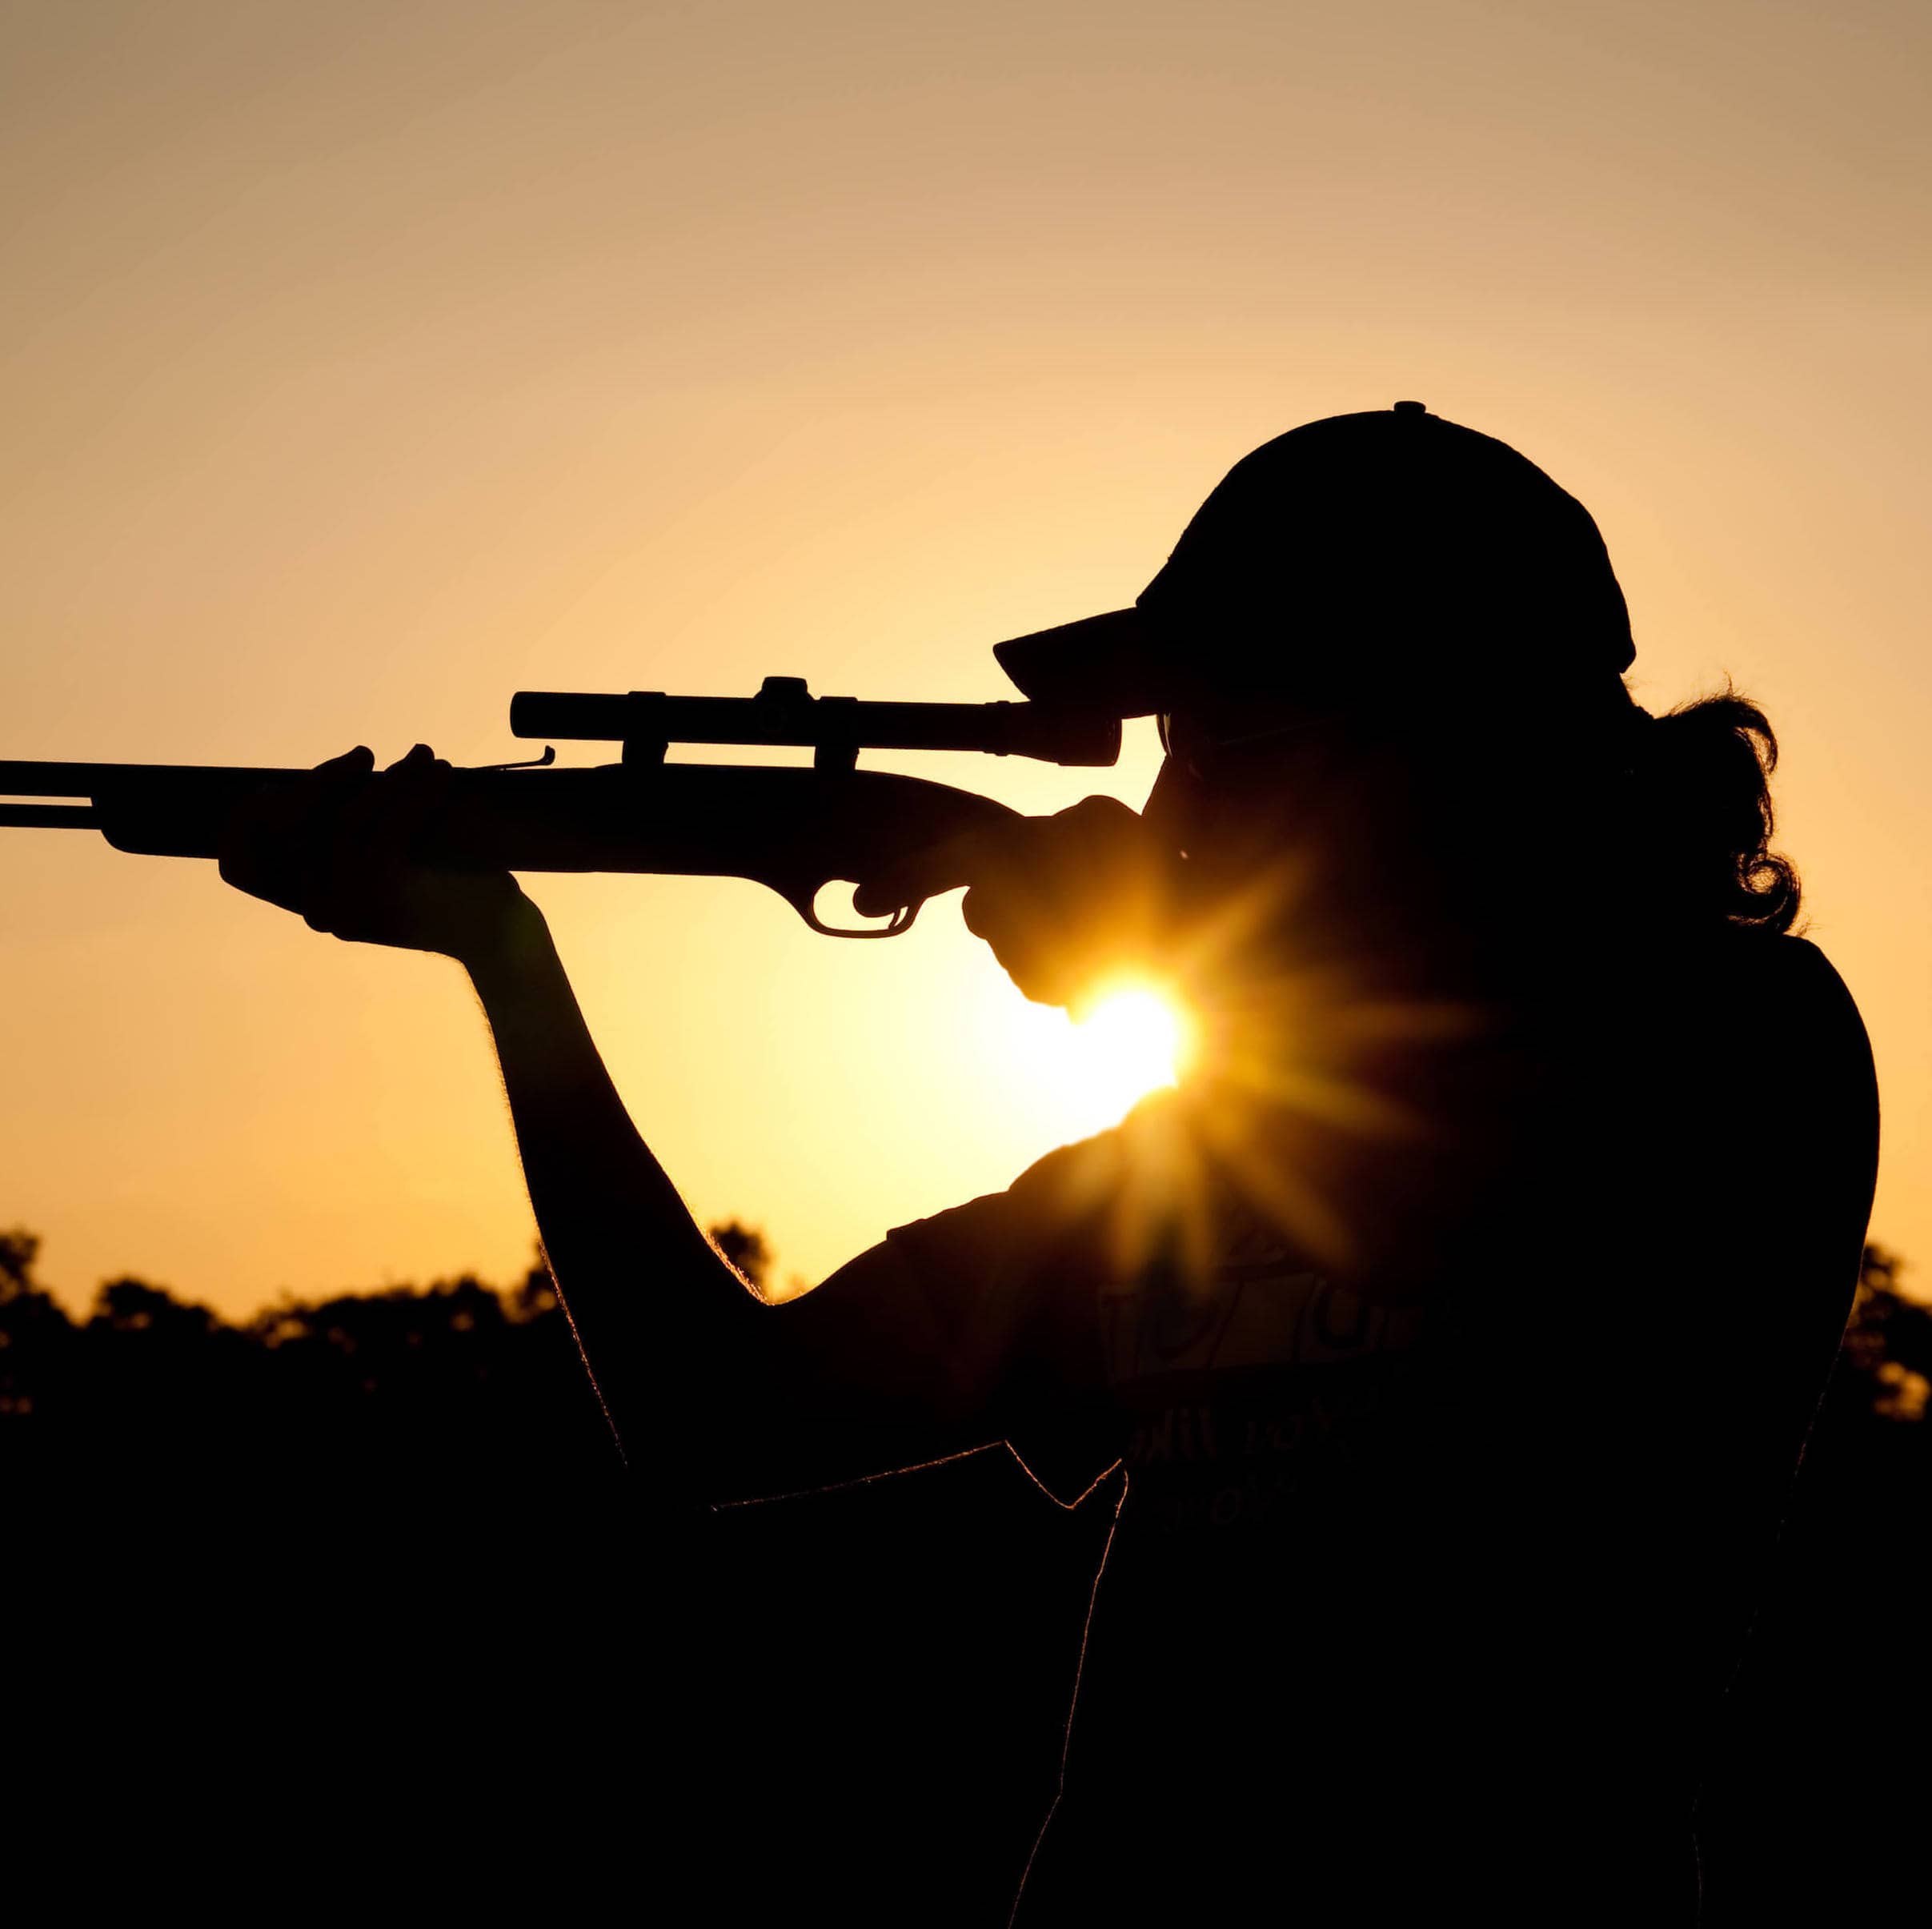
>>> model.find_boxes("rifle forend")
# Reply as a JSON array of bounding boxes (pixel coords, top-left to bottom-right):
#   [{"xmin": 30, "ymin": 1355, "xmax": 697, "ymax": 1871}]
[
  {"xmin": 0, "ymin": 756, "xmax": 1023, "ymax": 937},
  {"xmin": 507, "ymin": 676, "xmax": 1121, "ymax": 769}
]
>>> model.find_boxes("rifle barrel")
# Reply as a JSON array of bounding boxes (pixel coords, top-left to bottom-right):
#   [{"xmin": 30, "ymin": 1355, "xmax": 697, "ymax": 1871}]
[
  {"xmin": 1, "ymin": 760, "xmax": 289, "ymax": 796},
  {"xmin": 0, "ymin": 801, "xmax": 101, "ymax": 828}
]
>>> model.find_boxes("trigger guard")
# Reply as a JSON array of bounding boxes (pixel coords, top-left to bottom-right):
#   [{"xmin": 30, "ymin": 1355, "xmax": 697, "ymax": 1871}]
[{"xmin": 791, "ymin": 884, "xmax": 922, "ymax": 939}]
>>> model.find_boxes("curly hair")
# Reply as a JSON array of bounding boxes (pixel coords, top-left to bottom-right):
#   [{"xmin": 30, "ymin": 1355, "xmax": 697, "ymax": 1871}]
[{"xmin": 1629, "ymin": 686, "xmax": 1801, "ymax": 936}]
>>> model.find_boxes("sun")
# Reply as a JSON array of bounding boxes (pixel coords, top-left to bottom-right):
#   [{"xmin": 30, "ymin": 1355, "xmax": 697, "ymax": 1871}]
[
  {"xmin": 972, "ymin": 973, "xmax": 1196, "ymax": 1148},
  {"xmin": 1065, "ymin": 982, "xmax": 1192, "ymax": 1121}
]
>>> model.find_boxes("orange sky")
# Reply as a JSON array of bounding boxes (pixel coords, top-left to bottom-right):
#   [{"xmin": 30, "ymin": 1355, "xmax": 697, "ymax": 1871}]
[{"xmin": 2, "ymin": 1, "xmax": 1927, "ymax": 1317}]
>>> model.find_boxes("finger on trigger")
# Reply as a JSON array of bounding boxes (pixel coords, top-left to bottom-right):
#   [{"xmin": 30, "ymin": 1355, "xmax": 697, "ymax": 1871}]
[{"xmin": 852, "ymin": 828, "xmax": 984, "ymax": 917}]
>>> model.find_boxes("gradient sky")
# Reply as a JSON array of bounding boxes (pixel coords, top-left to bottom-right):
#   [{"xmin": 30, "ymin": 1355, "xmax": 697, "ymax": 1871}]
[{"xmin": 2, "ymin": 0, "xmax": 1926, "ymax": 1317}]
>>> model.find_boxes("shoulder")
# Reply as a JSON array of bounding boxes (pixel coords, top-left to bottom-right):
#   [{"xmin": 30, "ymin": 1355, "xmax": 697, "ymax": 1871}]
[
  {"xmin": 1702, "ymin": 931, "xmax": 1874, "ymax": 1099},
  {"xmin": 1730, "ymin": 930, "xmax": 1863, "ymax": 1017},
  {"xmin": 1764, "ymin": 933, "xmax": 1879, "ymax": 1161},
  {"xmin": 1628, "ymin": 929, "xmax": 1871, "ymax": 1069},
  {"xmin": 1621, "ymin": 929, "xmax": 1879, "ymax": 1224}
]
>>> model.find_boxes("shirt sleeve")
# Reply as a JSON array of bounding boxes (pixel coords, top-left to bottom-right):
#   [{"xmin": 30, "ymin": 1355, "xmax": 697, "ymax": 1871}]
[{"xmin": 880, "ymin": 1133, "xmax": 1129, "ymax": 1499}]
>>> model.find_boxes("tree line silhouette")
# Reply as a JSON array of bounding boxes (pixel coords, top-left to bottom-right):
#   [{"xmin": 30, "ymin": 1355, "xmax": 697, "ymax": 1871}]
[
  {"xmin": 3, "ymin": 1223, "xmax": 1926, "ymax": 1919},
  {"xmin": 0, "ymin": 1222, "xmax": 783, "ymax": 1485}
]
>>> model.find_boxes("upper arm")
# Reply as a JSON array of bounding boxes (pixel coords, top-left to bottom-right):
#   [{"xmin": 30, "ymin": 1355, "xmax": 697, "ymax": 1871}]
[
  {"xmin": 772, "ymin": 1237, "xmax": 986, "ymax": 1430},
  {"xmin": 707, "ymin": 1161, "xmax": 1121, "ymax": 1502},
  {"xmin": 699, "ymin": 1198, "xmax": 1032, "ymax": 1502}
]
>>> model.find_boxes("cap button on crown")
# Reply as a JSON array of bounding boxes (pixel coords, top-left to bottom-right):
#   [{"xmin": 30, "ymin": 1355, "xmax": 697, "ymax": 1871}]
[{"xmin": 1393, "ymin": 399, "xmax": 1427, "ymax": 415}]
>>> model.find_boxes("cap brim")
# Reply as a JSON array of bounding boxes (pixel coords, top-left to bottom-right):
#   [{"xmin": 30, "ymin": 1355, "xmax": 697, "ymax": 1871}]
[{"xmin": 992, "ymin": 608, "xmax": 1168, "ymax": 716}]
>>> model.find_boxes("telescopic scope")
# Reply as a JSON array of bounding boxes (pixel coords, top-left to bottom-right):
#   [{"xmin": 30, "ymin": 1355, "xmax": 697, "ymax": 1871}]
[{"xmin": 508, "ymin": 676, "xmax": 1121, "ymax": 769}]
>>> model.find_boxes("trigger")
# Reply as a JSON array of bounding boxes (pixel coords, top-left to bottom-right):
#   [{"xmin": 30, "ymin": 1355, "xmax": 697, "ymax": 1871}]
[{"xmin": 795, "ymin": 881, "xmax": 924, "ymax": 937}]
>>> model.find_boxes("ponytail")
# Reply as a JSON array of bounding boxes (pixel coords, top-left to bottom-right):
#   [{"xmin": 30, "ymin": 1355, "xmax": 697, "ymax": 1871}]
[{"xmin": 1630, "ymin": 687, "xmax": 1801, "ymax": 936}]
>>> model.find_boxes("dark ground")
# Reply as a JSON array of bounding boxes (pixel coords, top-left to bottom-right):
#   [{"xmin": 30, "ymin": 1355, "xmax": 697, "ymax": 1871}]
[{"xmin": 3, "ymin": 1230, "xmax": 1926, "ymax": 1922}]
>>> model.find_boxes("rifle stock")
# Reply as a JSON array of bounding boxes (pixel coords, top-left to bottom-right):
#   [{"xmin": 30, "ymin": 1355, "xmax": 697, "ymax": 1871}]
[{"xmin": 0, "ymin": 758, "xmax": 1019, "ymax": 937}]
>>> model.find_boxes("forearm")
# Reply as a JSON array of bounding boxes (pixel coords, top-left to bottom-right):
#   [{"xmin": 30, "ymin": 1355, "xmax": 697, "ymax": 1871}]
[
  {"xmin": 463, "ymin": 899, "xmax": 760, "ymax": 1456},
  {"xmin": 214, "ymin": 748, "xmax": 812, "ymax": 1474}
]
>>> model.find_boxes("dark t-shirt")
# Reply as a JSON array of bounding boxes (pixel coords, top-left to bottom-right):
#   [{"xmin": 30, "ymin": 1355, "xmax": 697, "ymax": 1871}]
[{"xmin": 880, "ymin": 932, "xmax": 1877, "ymax": 1923}]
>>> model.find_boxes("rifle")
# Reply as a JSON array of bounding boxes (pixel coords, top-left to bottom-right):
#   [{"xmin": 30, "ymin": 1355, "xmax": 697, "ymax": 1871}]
[{"xmin": 0, "ymin": 676, "xmax": 1120, "ymax": 937}]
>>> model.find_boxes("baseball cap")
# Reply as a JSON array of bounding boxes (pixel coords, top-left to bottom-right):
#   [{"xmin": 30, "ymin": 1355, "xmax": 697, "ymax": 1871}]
[{"xmin": 993, "ymin": 403, "xmax": 1634, "ymax": 718}]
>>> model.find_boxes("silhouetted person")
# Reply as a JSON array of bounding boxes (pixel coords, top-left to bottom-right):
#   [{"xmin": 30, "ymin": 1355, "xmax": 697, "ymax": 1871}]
[{"xmin": 218, "ymin": 405, "xmax": 1878, "ymax": 1924}]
